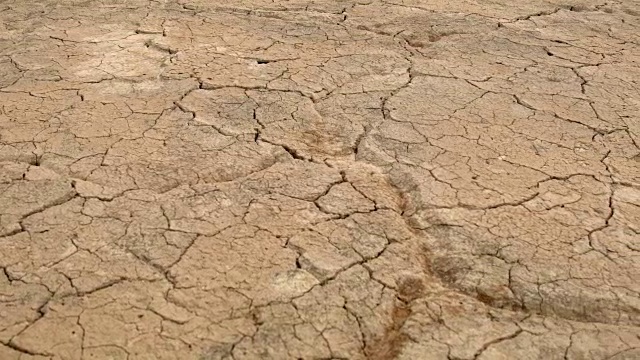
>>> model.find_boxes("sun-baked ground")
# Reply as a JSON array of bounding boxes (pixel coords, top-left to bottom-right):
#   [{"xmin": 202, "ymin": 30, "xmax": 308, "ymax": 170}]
[{"xmin": 1, "ymin": 0, "xmax": 639, "ymax": 359}]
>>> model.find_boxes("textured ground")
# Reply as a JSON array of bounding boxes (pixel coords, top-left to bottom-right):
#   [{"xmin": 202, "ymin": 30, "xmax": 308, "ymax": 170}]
[{"xmin": 1, "ymin": 0, "xmax": 639, "ymax": 359}]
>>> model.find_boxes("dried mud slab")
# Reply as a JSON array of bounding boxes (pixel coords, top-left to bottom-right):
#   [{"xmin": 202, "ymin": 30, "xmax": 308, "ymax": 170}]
[{"xmin": 1, "ymin": 0, "xmax": 639, "ymax": 359}]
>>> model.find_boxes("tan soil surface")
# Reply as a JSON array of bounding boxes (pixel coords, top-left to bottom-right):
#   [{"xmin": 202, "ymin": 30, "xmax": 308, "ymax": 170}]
[{"xmin": 1, "ymin": 0, "xmax": 640, "ymax": 359}]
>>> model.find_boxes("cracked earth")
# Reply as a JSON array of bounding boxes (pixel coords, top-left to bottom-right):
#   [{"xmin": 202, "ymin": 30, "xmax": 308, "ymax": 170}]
[{"xmin": 1, "ymin": 0, "xmax": 639, "ymax": 359}]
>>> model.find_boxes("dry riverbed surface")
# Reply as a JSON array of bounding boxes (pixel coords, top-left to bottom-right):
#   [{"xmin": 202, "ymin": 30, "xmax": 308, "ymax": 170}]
[{"xmin": 1, "ymin": 0, "xmax": 640, "ymax": 359}]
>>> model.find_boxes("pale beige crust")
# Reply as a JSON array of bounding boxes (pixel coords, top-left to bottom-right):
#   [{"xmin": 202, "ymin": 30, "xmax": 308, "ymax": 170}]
[{"xmin": 1, "ymin": 0, "xmax": 639, "ymax": 359}]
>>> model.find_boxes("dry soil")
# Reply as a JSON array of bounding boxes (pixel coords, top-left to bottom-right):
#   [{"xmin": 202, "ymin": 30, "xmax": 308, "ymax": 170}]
[{"xmin": 1, "ymin": 0, "xmax": 640, "ymax": 359}]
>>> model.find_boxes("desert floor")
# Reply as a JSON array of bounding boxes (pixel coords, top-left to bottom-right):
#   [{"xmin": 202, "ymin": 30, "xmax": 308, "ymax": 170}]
[{"xmin": 1, "ymin": 0, "xmax": 639, "ymax": 359}]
